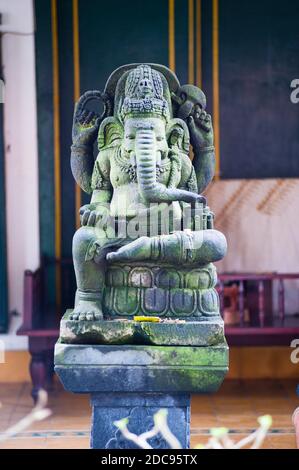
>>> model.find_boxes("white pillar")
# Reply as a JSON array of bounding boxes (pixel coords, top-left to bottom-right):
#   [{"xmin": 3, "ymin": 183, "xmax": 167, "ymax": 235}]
[{"xmin": 0, "ymin": 0, "xmax": 39, "ymax": 328}]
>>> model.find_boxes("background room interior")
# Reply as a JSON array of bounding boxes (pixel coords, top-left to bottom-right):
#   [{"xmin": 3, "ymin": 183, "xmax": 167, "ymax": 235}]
[{"xmin": 0, "ymin": 0, "xmax": 298, "ymax": 450}]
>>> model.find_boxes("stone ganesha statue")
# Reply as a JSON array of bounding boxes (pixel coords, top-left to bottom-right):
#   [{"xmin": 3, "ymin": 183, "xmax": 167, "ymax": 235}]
[{"xmin": 69, "ymin": 64, "xmax": 226, "ymax": 322}]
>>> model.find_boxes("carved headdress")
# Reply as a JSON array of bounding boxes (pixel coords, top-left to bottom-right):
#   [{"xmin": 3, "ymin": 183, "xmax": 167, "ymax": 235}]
[{"xmin": 117, "ymin": 65, "xmax": 170, "ymax": 122}]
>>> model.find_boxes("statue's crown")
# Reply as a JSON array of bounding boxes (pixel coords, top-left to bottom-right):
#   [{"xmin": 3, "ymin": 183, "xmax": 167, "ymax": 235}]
[{"xmin": 119, "ymin": 65, "xmax": 170, "ymax": 122}]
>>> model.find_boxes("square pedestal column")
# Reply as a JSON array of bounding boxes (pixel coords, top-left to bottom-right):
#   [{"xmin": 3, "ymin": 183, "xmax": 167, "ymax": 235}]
[
  {"xmin": 55, "ymin": 342, "xmax": 228, "ymax": 449},
  {"xmin": 91, "ymin": 393, "xmax": 190, "ymax": 449}
]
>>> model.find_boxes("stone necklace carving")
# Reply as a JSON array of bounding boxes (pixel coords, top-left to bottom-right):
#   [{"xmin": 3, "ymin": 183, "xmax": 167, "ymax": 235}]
[{"xmin": 113, "ymin": 146, "xmax": 171, "ymax": 183}]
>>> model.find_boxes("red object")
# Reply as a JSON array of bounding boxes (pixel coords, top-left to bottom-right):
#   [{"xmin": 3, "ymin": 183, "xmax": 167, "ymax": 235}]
[
  {"xmin": 218, "ymin": 272, "xmax": 299, "ymax": 346},
  {"xmin": 17, "ymin": 258, "xmax": 74, "ymax": 401}
]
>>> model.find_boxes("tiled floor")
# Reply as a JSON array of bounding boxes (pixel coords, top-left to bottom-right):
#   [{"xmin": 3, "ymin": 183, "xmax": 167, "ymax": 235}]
[{"xmin": 0, "ymin": 380, "xmax": 298, "ymax": 449}]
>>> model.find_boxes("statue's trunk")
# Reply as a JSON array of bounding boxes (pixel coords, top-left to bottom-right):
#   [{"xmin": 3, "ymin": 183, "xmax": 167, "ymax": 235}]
[{"xmin": 135, "ymin": 128, "xmax": 200, "ymax": 204}]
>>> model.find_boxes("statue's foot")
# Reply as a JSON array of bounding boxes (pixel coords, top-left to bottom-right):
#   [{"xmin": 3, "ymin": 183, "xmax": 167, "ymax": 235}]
[
  {"xmin": 70, "ymin": 300, "xmax": 103, "ymax": 321},
  {"xmin": 106, "ymin": 236, "xmax": 151, "ymax": 263}
]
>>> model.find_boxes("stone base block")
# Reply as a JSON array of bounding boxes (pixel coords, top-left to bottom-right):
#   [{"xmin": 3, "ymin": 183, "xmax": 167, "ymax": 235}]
[
  {"xmin": 55, "ymin": 342, "xmax": 228, "ymax": 393},
  {"xmin": 60, "ymin": 310, "xmax": 224, "ymax": 346}
]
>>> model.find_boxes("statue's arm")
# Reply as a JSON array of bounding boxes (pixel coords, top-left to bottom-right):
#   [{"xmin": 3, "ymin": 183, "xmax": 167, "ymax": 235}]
[
  {"xmin": 172, "ymin": 85, "xmax": 215, "ymax": 193},
  {"xmin": 71, "ymin": 91, "xmax": 105, "ymax": 194},
  {"xmin": 188, "ymin": 110, "xmax": 215, "ymax": 194},
  {"xmin": 90, "ymin": 189, "xmax": 112, "ymax": 204},
  {"xmin": 178, "ymin": 153, "xmax": 198, "ymax": 192},
  {"xmin": 79, "ymin": 149, "xmax": 113, "ymax": 226},
  {"xmin": 191, "ymin": 145, "xmax": 215, "ymax": 194},
  {"xmin": 71, "ymin": 143, "xmax": 95, "ymax": 194}
]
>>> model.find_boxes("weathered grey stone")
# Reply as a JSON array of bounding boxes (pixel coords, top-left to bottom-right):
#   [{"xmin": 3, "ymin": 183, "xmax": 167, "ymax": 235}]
[
  {"xmin": 60, "ymin": 309, "xmax": 225, "ymax": 346},
  {"xmin": 54, "ymin": 342, "xmax": 228, "ymax": 393},
  {"xmin": 68, "ymin": 63, "xmax": 226, "ymax": 325},
  {"xmin": 90, "ymin": 393, "xmax": 190, "ymax": 449}
]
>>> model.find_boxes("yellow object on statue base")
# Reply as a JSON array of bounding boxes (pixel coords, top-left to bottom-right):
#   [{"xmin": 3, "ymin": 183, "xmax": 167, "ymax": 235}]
[{"xmin": 133, "ymin": 316, "xmax": 161, "ymax": 322}]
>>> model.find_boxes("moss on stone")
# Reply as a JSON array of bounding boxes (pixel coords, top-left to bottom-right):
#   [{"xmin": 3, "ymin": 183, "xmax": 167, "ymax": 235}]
[{"xmin": 59, "ymin": 310, "xmax": 225, "ymax": 346}]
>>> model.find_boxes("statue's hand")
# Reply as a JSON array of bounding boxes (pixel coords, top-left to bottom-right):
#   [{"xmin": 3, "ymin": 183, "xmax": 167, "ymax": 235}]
[
  {"xmin": 187, "ymin": 106, "xmax": 214, "ymax": 149},
  {"xmin": 72, "ymin": 90, "xmax": 104, "ymax": 146},
  {"xmin": 79, "ymin": 203, "xmax": 110, "ymax": 227}
]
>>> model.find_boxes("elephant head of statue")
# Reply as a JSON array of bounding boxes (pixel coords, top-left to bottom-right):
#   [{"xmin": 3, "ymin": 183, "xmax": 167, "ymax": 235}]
[
  {"xmin": 97, "ymin": 64, "xmax": 203, "ymax": 205},
  {"xmin": 71, "ymin": 64, "xmax": 213, "ymax": 197}
]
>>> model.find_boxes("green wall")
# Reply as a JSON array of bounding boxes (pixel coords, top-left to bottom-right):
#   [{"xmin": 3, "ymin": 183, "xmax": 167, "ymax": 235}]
[{"xmin": 34, "ymin": 0, "xmax": 299, "ymax": 311}]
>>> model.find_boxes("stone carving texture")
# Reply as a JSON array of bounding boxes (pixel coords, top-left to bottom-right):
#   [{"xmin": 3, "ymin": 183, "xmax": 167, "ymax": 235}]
[
  {"xmin": 104, "ymin": 263, "xmax": 219, "ymax": 317},
  {"xmin": 105, "ymin": 407, "xmax": 168, "ymax": 449}
]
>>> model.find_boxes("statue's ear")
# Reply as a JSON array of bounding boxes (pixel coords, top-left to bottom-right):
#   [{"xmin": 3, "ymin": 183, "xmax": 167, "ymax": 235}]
[
  {"xmin": 166, "ymin": 118, "xmax": 190, "ymax": 155},
  {"xmin": 97, "ymin": 117, "xmax": 123, "ymax": 150}
]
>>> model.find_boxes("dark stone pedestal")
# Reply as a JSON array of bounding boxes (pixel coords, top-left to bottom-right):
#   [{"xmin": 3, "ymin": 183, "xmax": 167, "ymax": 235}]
[
  {"xmin": 90, "ymin": 393, "xmax": 190, "ymax": 449},
  {"xmin": 54, "ymin": 339, "xmax": 228, "ymax": 449}
]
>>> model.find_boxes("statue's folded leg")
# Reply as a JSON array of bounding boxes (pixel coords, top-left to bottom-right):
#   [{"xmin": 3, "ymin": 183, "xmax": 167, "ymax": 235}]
[
  {"xmin": 71, "ymin": 226, "xmax": 106, "ymax": 321},
  {"xmin": 71, "ymin": 226, "xmax": 134, "ymax": 321},
  {"xmin": 106, "ymin": 229, "xmax": 227, "ymax": 265}
]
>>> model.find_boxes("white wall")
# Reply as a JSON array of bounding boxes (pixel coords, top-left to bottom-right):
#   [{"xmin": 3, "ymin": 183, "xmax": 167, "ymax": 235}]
[
  {"xmin": 207, "ymin": 179, "xmax": 299, "ymax": 315},
  {"xmin": 0, "ymin": 0, "xmax": 39, "ymax": 344}
]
